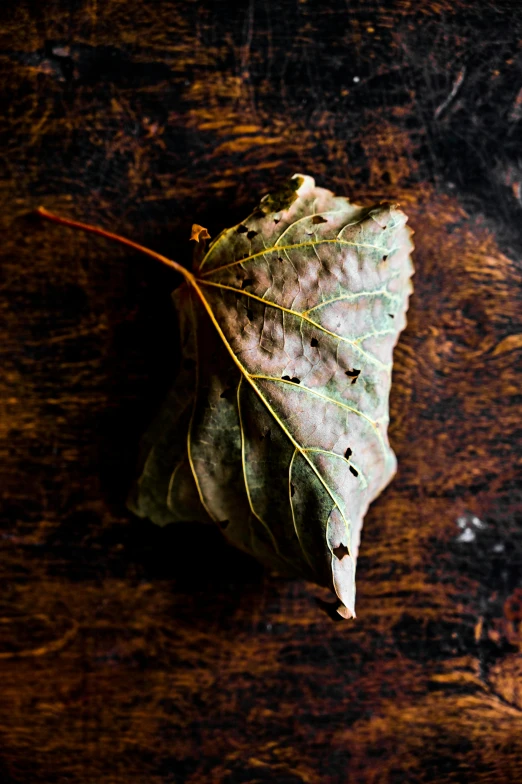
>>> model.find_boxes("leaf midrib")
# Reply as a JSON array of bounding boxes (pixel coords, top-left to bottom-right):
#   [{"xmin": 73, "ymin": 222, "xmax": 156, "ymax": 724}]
[{"xmin": 189, "ymin": 277, "xmax": 354, "ymax": 555}]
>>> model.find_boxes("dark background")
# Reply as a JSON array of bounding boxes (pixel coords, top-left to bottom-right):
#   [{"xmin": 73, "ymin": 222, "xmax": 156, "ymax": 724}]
[{"xmin": 1, "ymin": 1, "xmax": 522, "ymax": 782}]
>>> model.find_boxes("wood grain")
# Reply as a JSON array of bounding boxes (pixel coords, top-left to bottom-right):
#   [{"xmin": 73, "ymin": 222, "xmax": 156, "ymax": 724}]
[{"xmin": 1, "ymin": 1, "xmax": 521, "ymax": 782}]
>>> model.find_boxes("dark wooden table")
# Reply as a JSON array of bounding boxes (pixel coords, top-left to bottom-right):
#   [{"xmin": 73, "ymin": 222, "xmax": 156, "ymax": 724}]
[{"xmin": 1, "ymin": 2, "xmax": 522, "ymax": 782}]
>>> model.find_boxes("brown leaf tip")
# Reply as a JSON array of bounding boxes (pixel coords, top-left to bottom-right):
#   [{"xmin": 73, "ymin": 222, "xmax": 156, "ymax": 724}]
[
  {"xmin": 337, "ymin": 604, "xmax": 356, "ymax": 620},
  {"xmin": 190, "ymin": 224, "xmax": 211, "ymax": 243}
]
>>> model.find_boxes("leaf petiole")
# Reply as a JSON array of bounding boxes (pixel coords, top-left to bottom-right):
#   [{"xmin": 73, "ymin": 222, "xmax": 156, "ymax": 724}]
[{"xmin": 35, "ymin": 206, "xmax": 195, "ymax": 285}]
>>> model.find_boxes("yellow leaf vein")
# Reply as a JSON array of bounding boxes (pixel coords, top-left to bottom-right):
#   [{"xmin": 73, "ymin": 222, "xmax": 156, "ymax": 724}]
[
  {"xmin": 198, "ymin": 279, "xmax": 390, "ymax": 369},
  {"xmin": 200, "ymin": 238, "xmax": 388, "ymax": 278}
]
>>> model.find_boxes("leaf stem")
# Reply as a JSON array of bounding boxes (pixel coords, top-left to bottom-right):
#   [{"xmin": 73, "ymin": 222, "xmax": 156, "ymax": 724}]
[{"xmin": 35, "ymin": 207, "xmax": 194, "ymax": 284}]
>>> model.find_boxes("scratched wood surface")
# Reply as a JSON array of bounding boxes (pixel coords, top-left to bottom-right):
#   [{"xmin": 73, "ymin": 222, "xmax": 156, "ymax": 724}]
[{"xmin": 1, "ymin": 1, "xmax": 522, "ymax": 782}]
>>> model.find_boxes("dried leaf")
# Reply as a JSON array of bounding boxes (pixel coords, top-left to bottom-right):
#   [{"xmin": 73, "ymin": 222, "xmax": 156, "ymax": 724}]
[
  {"xmin": 129, "ymin": 174, "xmax": 414, "ymax": 618},
  {"xmin": 189, "ymin": 224, "xmax": 211, "ymax": 243}
]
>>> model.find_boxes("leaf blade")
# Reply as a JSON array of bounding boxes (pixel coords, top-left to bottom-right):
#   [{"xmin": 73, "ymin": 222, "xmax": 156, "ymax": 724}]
[{"xmin": 131, "ymin": 174, "xmax": 414, "ymax": 618}]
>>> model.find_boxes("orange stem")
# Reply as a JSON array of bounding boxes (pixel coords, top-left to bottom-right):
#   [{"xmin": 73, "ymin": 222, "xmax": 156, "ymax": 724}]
[{"xmin": 35, "ymin": 206, "xmax": 194, "ymax": 284}]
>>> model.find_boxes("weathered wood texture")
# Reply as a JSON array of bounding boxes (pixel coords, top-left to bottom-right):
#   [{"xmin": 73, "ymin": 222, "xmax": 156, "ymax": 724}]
[{"xmin": 1, "ymin": 1, "xmax": 522, "ymax": 782}]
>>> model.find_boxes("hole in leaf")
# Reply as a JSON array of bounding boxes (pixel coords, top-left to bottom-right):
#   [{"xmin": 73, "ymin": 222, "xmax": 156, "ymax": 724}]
[
  {"xmin": 274, "ymin": 218, "xmax": 280, "ymax": 224},
  {"xmin": 219, "ymin": 519, "xmax": 230, "ymax": 529},
  {"xmin": 382, "ymin": 255, "xmax": 388, "ymax": 261},
  {"xmin": 246, "ymin": 308, "xmax": 254, "ymax": 321},
  {"xmin": 312, "ymin": 215, "xmax": 328, "ymax": 224},
  {"xmin": 237, "ymin": 225, "xmax": 248, "ymax": 234},
  {"xmin": 382, "ymin": 225, "xmax": 387, "ymax": 230},
  {"xmin": 220, "ymin": 387, "xmax": 236, "ymax": 401},
  {"xmin": 388, "ymin": 313, "xmax": 394, "ymax": 318},
  {"xmin": 183, "ymin": 359, "xmax": 196, "ymax": 370},
  {"xmin": 278, "ymin": 257, "xmax": 284, "ymax": 262},
  {"xmin": 282, "ymin": 375, "xmax": 291, "ymax": 381},
  {"xmin": 290, "ymin": 483, "xmax": 295, "ymax": 497},
  {"xmin": 291, "ymin": 377, "xmax": 301, "ymax": 384},
  {"xmin": 349, "ymin": 465, "xmax": 359, "ymax": 477},
  {"xmin": 333, "ymin": 544, "xmax": 349, "ymax": 560},
  {"xmin": 345, "ymin": 368, "xmax": 360, "ymax": 379},
  {"xmin": 345, "ymin": 447, "xmax": 352, "ymax": 459},
  {"xmin": 310, "ymin": 337, "xmax": 319, "ymax": 347},
  {"xmin": 241, "ymin": 278, "xmax": 254, "ymax": 289},
  {"xmin": 247, "ymin": 230, "xmax": 258, "ymax": 240},
  {"xmin": 351, "ymin": 377, "xmax": 358, "ymax": 385}
]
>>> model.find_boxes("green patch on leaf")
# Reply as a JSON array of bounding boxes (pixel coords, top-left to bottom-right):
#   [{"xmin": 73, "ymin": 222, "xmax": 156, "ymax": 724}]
[{"xmin": 259, "ymin": 174, "xmax": 304, "ymax": 214}]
